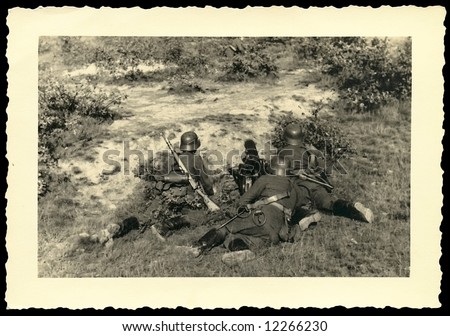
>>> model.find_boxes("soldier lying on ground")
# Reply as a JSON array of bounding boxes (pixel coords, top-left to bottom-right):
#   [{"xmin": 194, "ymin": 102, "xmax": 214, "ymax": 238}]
[
  {"xmin": 278, "ymin": 123, "xmax": 374, "ymax": 230},
  {"xmin": 185, "ymin": 155, "xmax": 314, "ymax": 266},
  {"xmin": 150, "ymin": 131, "xmax": 215, "ymax": 240}
]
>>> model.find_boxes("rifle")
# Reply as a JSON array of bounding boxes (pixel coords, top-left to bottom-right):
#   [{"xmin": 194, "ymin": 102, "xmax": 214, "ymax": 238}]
[
  {"xmin": 216, "ymin": 206, "xmax": 251, "ymax": 230},
  {"xmin": 161, "ymin": 133, "xmax": 220, "ymax": 212},
  {"xmin": 298, "ymin": 171, "xmax": 334, "ymax": 191}
]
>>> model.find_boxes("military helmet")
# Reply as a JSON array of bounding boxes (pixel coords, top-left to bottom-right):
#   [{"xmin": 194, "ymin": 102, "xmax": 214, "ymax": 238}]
[
  {"xmin": 180, "ymin": 131, "xmax": 201, "ymax": 151},
  {"xmin": 283, "ymin": 123, "xmax": 304, "ymax": 145},
  {"xmin": 268, "ymin": 155, "xmax": 292, "ymax": 176}
]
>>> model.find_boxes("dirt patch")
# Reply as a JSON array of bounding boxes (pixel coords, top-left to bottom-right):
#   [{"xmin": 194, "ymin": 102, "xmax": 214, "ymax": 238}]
[{"xmin": 58, "ymin": 70, "xmax": 337, "ymax": 209}]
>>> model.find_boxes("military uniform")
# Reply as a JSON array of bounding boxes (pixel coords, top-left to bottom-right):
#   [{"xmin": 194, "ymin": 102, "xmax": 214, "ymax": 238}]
[
  {"xmin": 278, "ymin": 143, "xmax": 334, "ymax": 211},
  {"xmin": 278, "ymin": 123, "xmax": 373, "ymax": 225},
  {"xmin": 189, "ymin": 156, "xmax": 311, "ymax": 265},
  {"xmin": 222, "ymin": 175, "xmax": 301, "ymax": 249},
  {"xmin": 176, "ymin": 151, "xmax": 214, "ymax": 196},
  {"xmin": 150, "ymin": 131, "xmax": 215, "ymax": 240}
]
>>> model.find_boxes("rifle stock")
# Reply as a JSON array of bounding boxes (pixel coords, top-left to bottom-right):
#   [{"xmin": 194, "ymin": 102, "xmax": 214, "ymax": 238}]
[
  {"xmin": 161, "ymin": 133, "xmax": 220, "ymax": 212},
  {"xmin": 196, "ymin": 188, "xmax": 220, "ymax": 212}
]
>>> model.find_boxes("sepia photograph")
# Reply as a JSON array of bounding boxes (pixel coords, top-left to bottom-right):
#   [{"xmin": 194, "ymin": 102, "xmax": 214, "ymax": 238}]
[
  {"xmin": 37, "ymin": 36, "xmax": 412, "ymax": 277},
  {"xmin": 6, "ymin": 6, "xmax": 444, "ymax": 309}
]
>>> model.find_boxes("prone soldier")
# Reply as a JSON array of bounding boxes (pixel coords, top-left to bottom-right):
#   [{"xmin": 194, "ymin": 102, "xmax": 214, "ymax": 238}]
[
  {"xmin": 186, "ymin": 155, "xmax": 311, "ymax": 266},
  {"xmin": 278, "ymin": 123, "xmax": 374, "ymax": 230}
]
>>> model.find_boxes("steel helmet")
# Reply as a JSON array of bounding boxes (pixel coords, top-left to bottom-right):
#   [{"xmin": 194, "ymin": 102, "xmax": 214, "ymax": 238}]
[
  {"xmin": 180, "ymin": 131, "xmax": 201, "ymax": 151},
  {"xmin": 268, "ymin": 155, "xmax": 292, "ymax": 176},
  {"xmin": 283, "ymin": 123, "xmax": 304, "ymax": 145}
]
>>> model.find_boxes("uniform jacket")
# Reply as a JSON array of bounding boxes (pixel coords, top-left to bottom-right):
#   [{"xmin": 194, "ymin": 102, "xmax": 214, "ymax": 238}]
[
  {"xmin": 278, "ymin": 144, "xmax": 334, "ymax": 210},
  {"xmin": 278, "ymin": 144, "xmax": 329, "ymax": 175},
  {"xmin": 176, "ymin": 151, "xmax": 214, "ymax": 196},
  {"xmin": 239, "ymin": 175, "xmax": 298, "ymax": 210},
  {"xmin": 224, "ymin": 175, "xmax": 306, "ymax": 244}
]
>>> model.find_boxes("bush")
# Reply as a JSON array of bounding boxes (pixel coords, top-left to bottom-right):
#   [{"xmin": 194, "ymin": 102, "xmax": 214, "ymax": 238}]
[
  {"xmin": 38, "ymin": 77, "xmax": 125, "ymax": 196},
  {"xmin": 57, "ymin": 37, "xmax": 100, "ymax": 68},
  {"xmin": 92, "ymin": 37, "xmax": 159, "ymax": 80},
  {"xmin": 220, "ymin": 40, "xmax": 278, "ymax": 81},
  {"xmin": 293, "ymin": 37, "xmax": 325, "ymax": 66},
  {"xmin": 293, "ymin": 37, "xmax": 412, "ymax": 114},
  {"xmin": 269, "ymin": 112, "xmax": 357, "ymax": 161},
  {"xmin": 39, "ymin": 78, "xmax": 124, "ymax": 121},
  {"xmin": 322, "ymin": 37, "xmax": 411, "ymax": 113}
]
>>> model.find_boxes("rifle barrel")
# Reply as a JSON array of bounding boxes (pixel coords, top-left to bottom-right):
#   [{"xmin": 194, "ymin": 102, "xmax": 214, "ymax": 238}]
[{"xmin": 299, "ymin": 173, "xmax": 334, "ymax": 190}]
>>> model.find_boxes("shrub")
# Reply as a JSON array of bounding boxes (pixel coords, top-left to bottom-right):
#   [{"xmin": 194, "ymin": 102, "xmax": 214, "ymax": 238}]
[
  {"xmin": 269, "ymin": 112, "xmax": 357, "ymax": 162},
  {"xmin": 92, "ymin": 37, "xmax": 159, "ymax": 80},
  {"xmin": 39, "ymin": 77, "xmax": 124, "ymax": 122},
  {"xmin": 38, "ymin": 77, "xmax": 125, "ymax": 195},
  {"xmin": 322, "ymin": 37, "xmax": 411, "ymax": 113},
  {"xmin": 293, "ymin": 37, "xmax": 412, "ymax": 114},
  {"xmin": 219, "ymin": 40, "xmax": 278, "ymax": 81},
  {"xmin": 293, "ymin": 37, "xmax": 325, "ymax": 66},
  {"xmin": 57, "ymin": 37, "xmax": 100, "ymax": 68}
]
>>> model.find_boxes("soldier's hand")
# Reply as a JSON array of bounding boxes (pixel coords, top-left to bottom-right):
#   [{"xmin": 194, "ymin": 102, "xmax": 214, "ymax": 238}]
[{"xmin": 237, "ymin": 205, "xmax": 251, "ymax": 216}]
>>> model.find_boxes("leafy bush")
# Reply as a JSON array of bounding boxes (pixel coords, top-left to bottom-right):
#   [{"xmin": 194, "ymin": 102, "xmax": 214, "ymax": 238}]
[
  {"xmin": 293, "ymin": 37, "xmax": 412, "ymax": 114},
  {"xmin": 322, "ymin": 37, "xmax": 411, "ymax": 113},
  {"xmin": 220, "ymin": 41, "xmax": 278, "ymax": 81},
  {"xmin": 92, "ymin": 37, "xmax": 158, "ymax": 80},
  {"xmin": 40, "ymin": 78, "xmax": 123, "ymax": 120},
  {"xmin": 269, "ymin": 112, "xmax": 357, "ymax": 161},
  {"xmin": 57, "ymin": 37, "xmax": 101, "ymax": 68},
  {"xmin": 292, "ymin": 37, "xmax": 325, "ymax": 66},
  {"xmin": 38, "ymin": 77, "xmax": 125, "ymax": 195},
  {"xmin": 96, "ymin": 37, "xmax": 212, "ymax": 82}
]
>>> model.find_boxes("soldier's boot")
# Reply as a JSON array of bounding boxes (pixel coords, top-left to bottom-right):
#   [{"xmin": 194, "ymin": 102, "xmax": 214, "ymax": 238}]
[
  {"xmin": 222, "ymin": 250, "xmax": 256, "ymax": 267},
  {"xmin": 221, "ymin": 238, "xmax": 255, "ymax": 267},
  {"xmin": 332, "ymin": 199, "xmax": 374, "ymax": 223},
  {"xmin": 298, "ymin": 212, "xmax": 322, "ymax": 231},
  {"xmin": 228, "ymin": 237, "xmax": 250, "ymax": 251},
  {"xmin": 187, "ymin": 228, "xmax": 227, "ymax": 257},
  {"xmin": 291, "ymin": 207, "xmax": 322, "ymax": 232},
  {"xmin": 151, "ymin": 216, "xmax": 191, "ymax": 242},
  {"xmin": 150, "ymin": 224, "xmax": 169, "ymax": 242}
]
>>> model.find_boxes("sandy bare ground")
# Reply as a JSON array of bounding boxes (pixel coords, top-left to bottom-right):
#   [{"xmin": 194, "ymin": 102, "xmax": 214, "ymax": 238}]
[{"xmin": 57, "ymin": 69, "xmax": 336, "ymax": 237}]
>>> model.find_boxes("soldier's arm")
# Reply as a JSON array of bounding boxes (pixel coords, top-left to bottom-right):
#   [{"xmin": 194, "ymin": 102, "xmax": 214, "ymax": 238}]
[{"xmin": 195, "ymin": 155, "xmax": 215, "ymax": 196}]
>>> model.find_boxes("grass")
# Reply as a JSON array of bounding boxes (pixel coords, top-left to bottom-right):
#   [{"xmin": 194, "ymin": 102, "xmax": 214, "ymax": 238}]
[
  {"xmin": 37, "ymin": 38, "xmax": 410, "ymax": 277},
  {"xmin": 38, "ymin": 109, "xmax": 410, "ymax": 277}
]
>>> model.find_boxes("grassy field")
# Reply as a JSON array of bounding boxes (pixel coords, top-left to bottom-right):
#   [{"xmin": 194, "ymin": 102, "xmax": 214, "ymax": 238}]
[{"xmin": 37, "ymin": 37, "xmax": 410, "ymax": 278}]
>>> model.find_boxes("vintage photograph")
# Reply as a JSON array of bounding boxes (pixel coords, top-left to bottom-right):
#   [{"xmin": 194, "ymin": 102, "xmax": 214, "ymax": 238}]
[
  {"xmin": 6, "ymin": 6, "xmax": 444, "ymax": 309},
  {"xmin": 37, "ymin": 36, "xmax": 412, "ymax": 277}
]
